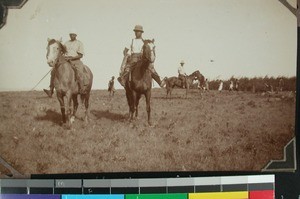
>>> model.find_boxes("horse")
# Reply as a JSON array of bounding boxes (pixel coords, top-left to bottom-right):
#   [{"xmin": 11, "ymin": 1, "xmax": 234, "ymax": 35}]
[
  {"xmin": 164, "ymin": 70, "xmax": 205, "ymax": 98},
  {"xmin": 125, "ymin": 39, "xmax": 156, "ymax": 126},
  {"xmin": 46, "ymin": 38, "xmax": 93, "ymax": 128}
]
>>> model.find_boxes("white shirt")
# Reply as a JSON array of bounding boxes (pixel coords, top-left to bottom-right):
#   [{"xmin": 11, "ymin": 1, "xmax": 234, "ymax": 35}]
[
  {"xmin": 178, "ymin": 65, "xmax": 186, "ymax": 75},
  {"xmin": 64, "ymin": 40, "xmax": 84, "ymax": 57},
  {"xmin": 127, "ymin": 38, "xmax": 144, "ymax": 55},
  {"xmin": 218, "ymin": 82, "xmax": 223, "ymax": 91}
]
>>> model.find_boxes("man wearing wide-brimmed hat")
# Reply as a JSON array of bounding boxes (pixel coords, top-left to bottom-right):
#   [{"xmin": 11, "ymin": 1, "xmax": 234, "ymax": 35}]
[
  {"xmin": 118, "ymin": 25, "xmax": 164, "ymax": 87},
  {"xmin": 44, "ymin": 30, "xmax": 87, "ymax": 97},
  {"xmin": 178, "ymin": 60, "xmax": 187, "ymax": 88}
]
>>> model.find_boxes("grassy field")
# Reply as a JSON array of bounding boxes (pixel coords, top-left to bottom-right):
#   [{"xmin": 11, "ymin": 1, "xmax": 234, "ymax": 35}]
[{"xmin": 0, "ymin": 88, "xmax": 296, "ymax": 176}]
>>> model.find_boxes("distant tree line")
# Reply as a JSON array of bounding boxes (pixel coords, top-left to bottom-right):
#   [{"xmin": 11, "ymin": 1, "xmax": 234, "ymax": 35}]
[{"xmin": 192, "ymin": 76, "xmax": 297, "ymax": 92}]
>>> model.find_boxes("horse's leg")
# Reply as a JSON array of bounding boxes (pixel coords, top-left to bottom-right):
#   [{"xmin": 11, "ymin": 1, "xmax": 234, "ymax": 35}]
[
  {"xmin": 125, "ymin": 89, "xmax": 133, "ymax": 120},
  {"xmin": 166, "ymin": 87, "xmax": 170, "ymax": 99},
  {"xmin": 135, "ymin": 93, "xmax": 141, "ymax": 118},
  {"xmin": 65, "ymin": 92, "xmax": 73, "ymax": 128},
  {"xmin": 131, "ymin": 91, "xmax": 137, "ymax": 121},
  {"xmin": 186, "ymin": 83, "xmax": 189, "ymax": 99},
  {"xmin": 145, "ymin": 90, "xmax": 152, "ymax": 126},
  {"xmin": 84, "ymin": 94, "xmax": 90, "ymax": 124},
  {"xmin": 56, "ymin": 92, "xmax": 66, "ymax": 123},
  {"xmin": 71, "ymin": 94, "xmax": 78, "ymax": 123}
]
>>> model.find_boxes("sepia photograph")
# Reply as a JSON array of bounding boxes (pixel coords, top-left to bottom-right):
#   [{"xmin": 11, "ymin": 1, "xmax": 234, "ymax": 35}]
[{"xmin": 0, "ymin": 0, "xmax": 297, "ymax": 176}]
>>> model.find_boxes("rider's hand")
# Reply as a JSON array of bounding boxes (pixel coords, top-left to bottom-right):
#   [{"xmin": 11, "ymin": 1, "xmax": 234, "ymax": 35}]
[{"xmin": 65, "ymin": 56, "xmax": 72, "ymax": 61}]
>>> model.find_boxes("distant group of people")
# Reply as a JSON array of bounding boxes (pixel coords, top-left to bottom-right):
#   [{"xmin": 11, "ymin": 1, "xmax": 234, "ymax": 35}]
[
  {"xmin": 264, "ymin": 78, "xmax": 284, "ymax": 93},
  {"xmin": 229, "ymin": 79, "xmax": 239, "ymax": 91},
  {"xmin": 217, "ymin": 79, "xmax": 239, "ymax": 92}
]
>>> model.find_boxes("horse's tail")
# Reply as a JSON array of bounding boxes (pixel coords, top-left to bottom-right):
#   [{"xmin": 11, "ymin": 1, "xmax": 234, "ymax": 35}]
[{"xmin": 165, "ymin": 78, "xmax": 171, "ymax": 90}]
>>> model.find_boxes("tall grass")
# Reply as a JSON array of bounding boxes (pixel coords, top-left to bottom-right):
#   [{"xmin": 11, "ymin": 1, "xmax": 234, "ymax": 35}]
[{"xmin": 204, "ymin": 76, "xmax": 296, "ymax": 92}]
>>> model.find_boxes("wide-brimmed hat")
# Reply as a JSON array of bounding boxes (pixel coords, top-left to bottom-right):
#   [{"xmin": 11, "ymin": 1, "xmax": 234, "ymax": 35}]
[
  {"xmin": 180, "ymin": 60, "xmax": 185, "ymax": 64},
  {"xmin": 133, "ymin": 25, "xmax": 144, "ymax": 33},
  {"xmin": 69, "ymin": 28, "xmax": 77, "ymax": 35}
]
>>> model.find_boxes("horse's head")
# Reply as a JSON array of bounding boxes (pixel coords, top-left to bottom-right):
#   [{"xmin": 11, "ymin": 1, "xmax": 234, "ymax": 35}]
[
  {"xmin": 193, "ymin": 70, "xmax": 205, "ymax": 84},
  {"xmin": 46, "ymin": 38, "xmax": 66, "ymax": 67},
  {"xmin": 142, "ymin": 39, "xmax": 156, "ymax": 63}
]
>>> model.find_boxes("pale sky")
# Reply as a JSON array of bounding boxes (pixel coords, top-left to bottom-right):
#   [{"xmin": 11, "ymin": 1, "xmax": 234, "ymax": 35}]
[{"xmin": 0, "ymin": 0, "xmax": 297, "ymax": 91}]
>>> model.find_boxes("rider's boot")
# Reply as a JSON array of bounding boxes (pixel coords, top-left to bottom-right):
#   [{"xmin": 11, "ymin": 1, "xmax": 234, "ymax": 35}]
[
  {"xmin": 43, "ymin": 71, "xmax": 55, "ymax": 98},
  {"xmin": 43, "ymin": 86, "xmax": 54, "ymax": 98},
  {"xmin": 151, "ymin": 72, "xmax": 164, "ymax": 87}
]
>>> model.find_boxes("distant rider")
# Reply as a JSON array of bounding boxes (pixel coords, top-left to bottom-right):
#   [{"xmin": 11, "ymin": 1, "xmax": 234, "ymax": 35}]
[{"xmin": 178, "ymin": 60, "xmax": 187, "ymax": 88}]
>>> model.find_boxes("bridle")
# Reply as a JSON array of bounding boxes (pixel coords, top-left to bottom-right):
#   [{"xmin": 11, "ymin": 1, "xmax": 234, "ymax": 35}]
[
  {"xmin": 142, "ymin": 42, "xmax": 156, "ymax": 63},
  {"xmin": 47, "ymin": 41, "xmax": 66, "ymax": 68}
]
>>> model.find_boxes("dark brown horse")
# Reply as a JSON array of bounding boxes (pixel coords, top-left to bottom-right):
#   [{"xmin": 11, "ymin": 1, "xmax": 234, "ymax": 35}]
[
  {"xmin": 125, "ymin": 39, "xmax": 156, "ymax": 125},
  {"xmin": 46, "ymin": 39, "xmax": 93, "ymax": 128},
  {"xmin": 164, "ymin": 70, "xmax": 205, "ymax": 98}
]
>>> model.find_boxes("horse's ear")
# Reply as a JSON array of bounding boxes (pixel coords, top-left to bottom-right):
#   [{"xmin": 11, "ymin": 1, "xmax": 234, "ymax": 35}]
[
  {"xmin": 152, "ymin": 39, "xmax": 155, "ymax": 43},
  {"xmin": 47, "ymin": 38, "xmax": 51, "ymax": 42}
]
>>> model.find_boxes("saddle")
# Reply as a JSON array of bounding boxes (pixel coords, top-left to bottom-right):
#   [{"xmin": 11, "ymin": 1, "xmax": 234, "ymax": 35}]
[
  {"xmin": 69, "ymin": 62, "xmax": 90, "ymax": 93},
  {"xmin": 128, "ymin": 60, "xmax": 144, "ymax": 82}
]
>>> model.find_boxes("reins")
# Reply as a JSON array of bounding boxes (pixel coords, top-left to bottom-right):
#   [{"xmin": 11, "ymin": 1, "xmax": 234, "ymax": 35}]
[{"xmin": 30, "ymin": 69, "xmax": 52, "ymax": 91}]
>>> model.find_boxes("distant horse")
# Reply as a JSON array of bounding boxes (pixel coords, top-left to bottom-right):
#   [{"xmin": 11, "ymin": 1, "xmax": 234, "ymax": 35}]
[
  {"xmin": 125, "ymin": 39, "xmax": 156, "ymax": 125},
  {"xmin": 164, "ymin": 70, "xmax": 205, "ymax": 98},
  {"xmin": 46, "ymin": 38, "xmax": 93, "ymax": 128}
]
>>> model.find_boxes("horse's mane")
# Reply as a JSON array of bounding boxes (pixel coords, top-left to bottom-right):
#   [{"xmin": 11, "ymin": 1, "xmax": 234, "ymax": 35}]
[
  {"xmin": 48, "ymin": 39, "xmax": 66, "ymax": 54},
  {"xmin": 143, "ymin": 39, "xmax": 153, "ymax": 44}
]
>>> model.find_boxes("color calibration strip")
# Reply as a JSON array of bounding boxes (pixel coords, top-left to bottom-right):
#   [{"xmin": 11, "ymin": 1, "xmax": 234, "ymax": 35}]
[{"xmin": 0, "ymin": 175, "xmax": 274, "ymax": 199}]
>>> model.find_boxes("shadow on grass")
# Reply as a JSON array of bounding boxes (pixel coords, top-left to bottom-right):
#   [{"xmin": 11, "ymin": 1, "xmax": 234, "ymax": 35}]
[
  {"xmin": 91, "ymin": 110, "xmax": 127, "ymax": 121},
  {"xmin": 35, "ymin": 96, "xmax": 53, "ymax": 100},
  {"xmin": 152, "ymin": 96, "xmax": 193, "ymax": 100},
  {"xmin": 35, "ymin": 109, "xmax": 61, "ymax": 125}
]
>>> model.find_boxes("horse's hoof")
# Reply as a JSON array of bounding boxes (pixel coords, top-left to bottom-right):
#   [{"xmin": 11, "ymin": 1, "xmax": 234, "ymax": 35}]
[
  {"xmin": 70, "ymin": 116, "xmax": 75, "ymax": 124},
  {"xmin": 66, "ymin": 123, "xmax": 72, "ymax": 130},
  {"xmin": 148, "ymin": 121, "xmax": 153, "ymax": 127}
]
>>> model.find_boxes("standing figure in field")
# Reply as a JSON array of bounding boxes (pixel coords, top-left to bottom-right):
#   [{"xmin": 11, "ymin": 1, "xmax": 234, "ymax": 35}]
[
  {"xmin": 235, "ymin": 78, "xmax": 239, "ymax": 91},
  {"xmin": 117, "ymin": 25, "xmax": 164, "ymax": 88},
  {"xmin": 204, "ymin": 78, "xmax": 209, "ymax": 91},
  {"xmin": 278, "ymin": 78, "xmax": 284, "ymax": 92},
  {"xmin": 108, "ymin": 76, "xmax": 115, "ymax": 97},
  {"xmin": 229, "ymin": 80, "xmax": 234, "ymax": 91},
  {"xmin": 218, "ymin": 80, "xmax": 223, "ymax": 92},
  {"xmin": 44, "ymin": 30, "xmax": 88, "ymax": 97},
  {"xmin": 178, "ymin": 60, "xmax": 187, "ymax": 88}
]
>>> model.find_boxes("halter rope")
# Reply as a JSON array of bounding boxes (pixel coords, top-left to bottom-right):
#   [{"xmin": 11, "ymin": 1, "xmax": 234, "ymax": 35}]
[{"xmin": 30, "ymin": 68, "xmax": 52, "ymax": 91}]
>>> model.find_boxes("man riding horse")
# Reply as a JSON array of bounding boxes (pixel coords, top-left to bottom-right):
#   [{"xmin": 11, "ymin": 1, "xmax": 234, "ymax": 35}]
[
  {"xmin": 178, "ymin": 60, "xmax": 187, "ymax": 88},
  {"xmin": 118, "ymin": 25, "xmax": 164, "ymax": 87},
  {"xmin": 44, "ymin": 30, "xmax": 87, "ymax": 97}
]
